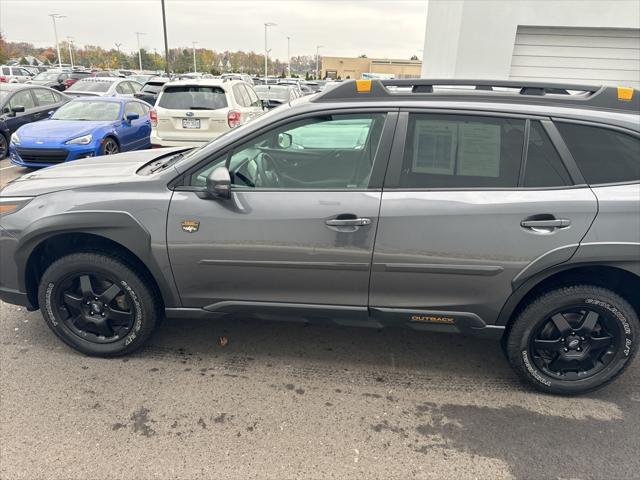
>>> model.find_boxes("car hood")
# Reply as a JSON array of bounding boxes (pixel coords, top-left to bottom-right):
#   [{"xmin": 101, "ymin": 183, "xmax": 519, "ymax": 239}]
[
  {"xmin": 0, "ymin": 147, "xmax": 185, "ymax": 197},
  {"xmin": 18, "ymin": 120, "xmax": 111, "ymax": 140}
]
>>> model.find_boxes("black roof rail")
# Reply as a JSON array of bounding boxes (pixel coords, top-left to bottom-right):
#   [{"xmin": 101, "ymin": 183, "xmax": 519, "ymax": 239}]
[{"xmin": 312, "ymin": 79, "xmax": 640, "ymax": 113}]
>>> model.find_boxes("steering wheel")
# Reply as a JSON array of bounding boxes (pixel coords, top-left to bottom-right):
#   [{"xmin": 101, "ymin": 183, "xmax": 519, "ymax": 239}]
[{"xmin": 256, "ymin": 152, "xmax": 281, "ymax": 187}]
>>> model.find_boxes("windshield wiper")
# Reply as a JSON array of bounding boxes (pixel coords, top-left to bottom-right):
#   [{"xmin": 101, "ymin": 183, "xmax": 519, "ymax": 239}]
[{"xmin": 149, "ymin": 152, "xmax": 187, "ymax": 173}]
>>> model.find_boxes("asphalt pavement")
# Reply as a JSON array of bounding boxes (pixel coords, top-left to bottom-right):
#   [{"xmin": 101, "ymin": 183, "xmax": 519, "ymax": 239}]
[{"xmin": 1, "ymin": 159, "xmax": 639, "ymax": 480}]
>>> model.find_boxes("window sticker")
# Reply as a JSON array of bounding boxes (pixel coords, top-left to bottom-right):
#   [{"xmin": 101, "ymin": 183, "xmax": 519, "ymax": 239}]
[
  {"xmin": 457, "ymin": 123, "xmax": 501, "ymax": 177},
  {"xmin": 412, "ymin": 120, "xmax": 458, "ymax": 175}
]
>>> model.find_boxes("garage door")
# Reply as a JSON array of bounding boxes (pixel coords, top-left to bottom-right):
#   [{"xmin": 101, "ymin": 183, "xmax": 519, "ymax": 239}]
[{"xmin": 510, "ymin": 26, "xmax": 640, "ymax": 89}]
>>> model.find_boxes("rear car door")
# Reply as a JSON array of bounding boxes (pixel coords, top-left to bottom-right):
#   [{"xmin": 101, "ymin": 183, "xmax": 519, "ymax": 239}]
[
  {"xmin": 167, "ymin": 110, "xmax": 396, "ymax": 314},
  {"xmin": 31, "ymin": 88, "xmax": 59, "ymax": 120},
  {"xmin": 369, "ymin": 111, "xmax": 598, "ymax": 325}
]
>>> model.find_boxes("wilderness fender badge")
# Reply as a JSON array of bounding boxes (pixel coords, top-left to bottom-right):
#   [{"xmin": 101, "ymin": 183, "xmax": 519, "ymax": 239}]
[{"xmin": 181, "ymin": 220, "xmax": 200, "ymax": 233}]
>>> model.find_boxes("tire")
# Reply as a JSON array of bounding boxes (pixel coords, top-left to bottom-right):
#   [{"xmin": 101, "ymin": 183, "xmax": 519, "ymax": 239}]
[
  {"xmin": 506, "ymin": 285, "xmax": 638, "ymax": 395},
  {"xmin": 101, "ymin": 137, "xmax": 119, "ymax": 155},
  {"xmin": 0, "ymin": 133, "xmax": 7, "ymax": 159},
  {"xmin": 38, "ymin": 252, "xmax": 160, "ymax": 357}
]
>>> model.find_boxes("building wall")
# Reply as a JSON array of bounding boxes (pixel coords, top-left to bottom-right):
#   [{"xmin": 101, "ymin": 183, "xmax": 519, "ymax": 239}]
[
  {"xmin": 322, "ymin": 56, "xmax": 422, "ymax": 80},
  {"xmin": 422, "ymin": 0, "xmax": 640, "ymax": 81}
]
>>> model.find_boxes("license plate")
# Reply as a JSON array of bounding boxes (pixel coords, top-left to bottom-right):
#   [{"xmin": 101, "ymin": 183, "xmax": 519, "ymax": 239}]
[{"xmin": 182, "ymin": 118, "xmax": 200, "ymax": 129}]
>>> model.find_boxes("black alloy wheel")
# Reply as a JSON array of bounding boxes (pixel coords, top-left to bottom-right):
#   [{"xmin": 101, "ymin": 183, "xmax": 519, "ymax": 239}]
[
  {"xmin": 0, "ymin": 134, "xmax": 7, "ymax": 159},
  {"xmin": 102, "ymin": 138, "xmax": 119, "ymax": 155}
]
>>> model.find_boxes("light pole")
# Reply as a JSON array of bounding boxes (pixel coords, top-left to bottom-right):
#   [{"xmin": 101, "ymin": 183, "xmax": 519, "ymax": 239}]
[
  {"xmin": 316, "ymin": 45, "xmax": 324, "ymax": 80},
  {"xmin": 135, "ymin": 32, "xmax": 146, "ymax": 72},
  {"xmin": 49, "ymin": 13, "xmax": 66, "ymax": 68},
  {"xmin": 160, "ymin": 0, "xmax": 170, "ymax": 75},
  {"xmin": 66, "ymin": 36, "xmax": 74, "ymax": 68},
  {"xmin": 264, "ymin": 22, "xmax": 276, "ymax": 83},
  {"xmin": 192, "ymin": 41, "xmax": 198, "ymax": 73},
  {"xmin": 286, "ymin": 36, "xmax": 291, "ymax": 78}
]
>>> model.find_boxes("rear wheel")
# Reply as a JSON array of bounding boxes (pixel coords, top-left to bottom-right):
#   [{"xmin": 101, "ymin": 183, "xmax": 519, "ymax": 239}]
[
  {"xmin": 38, "ymin": 252, "xmax": 159, "ymax": 356},
  {"xmin": 101, "ymin": 138, "xmax": 119, "ymax": 155},
  {"xmin": 506, "ymin": 285, "xmax": 637, "ymax": 395},
  {"xmin": 0, "ymin": 133, "xmax": 7, "ymax": 159}
]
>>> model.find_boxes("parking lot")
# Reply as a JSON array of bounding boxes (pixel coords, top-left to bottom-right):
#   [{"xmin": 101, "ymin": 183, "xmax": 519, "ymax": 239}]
[{"xmin": 1, "ymin": 161, "xmax": 639, "ymax": 480}]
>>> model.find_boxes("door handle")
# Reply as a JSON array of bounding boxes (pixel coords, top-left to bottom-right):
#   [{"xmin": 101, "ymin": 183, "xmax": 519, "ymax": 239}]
[
  {"xmin": 521, "ymin": 217, "xmax": 571, "ymax": 233},
  {"xmin": 325, "ymin": 217, "xmax": 372, "ymax": 227}
]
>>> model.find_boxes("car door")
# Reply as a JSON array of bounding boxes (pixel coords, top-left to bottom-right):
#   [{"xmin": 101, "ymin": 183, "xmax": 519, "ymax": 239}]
[
  {"xmin": 118, "ymin": 102, "xmax": 144, "ymax": 150},
  {"xmin": 123, "ymin": 101, "xmax": 151, "ymax": 150},
  {"xmin": 166, "ymin": 110, "xmax": 397, "ymax": 315},
  {"xmin": 31, "ymin": 88, "xmax": 59, "ymax": 120},
  {"xmin": 3, "ymin": 89, "xmax": 38, "ymax": 135},
  {"xmin": 369, "ymin": 112, "xmax": 598, "ymax": 325}
]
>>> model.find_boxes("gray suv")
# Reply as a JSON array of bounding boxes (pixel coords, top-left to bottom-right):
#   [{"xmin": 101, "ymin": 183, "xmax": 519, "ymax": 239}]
[{"xmin": 1, "ymin": 79, "xmax": 638, "ymax": 395}]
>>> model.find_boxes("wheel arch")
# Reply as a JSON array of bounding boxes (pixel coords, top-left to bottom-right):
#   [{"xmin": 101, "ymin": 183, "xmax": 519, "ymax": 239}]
[
  {"xmin": 498, "ymin": 262, "xmax": 640, "ymax": 336},
  {"xmin": 17, "ymin": 211, "xmax": 179, "ymax": 309}
]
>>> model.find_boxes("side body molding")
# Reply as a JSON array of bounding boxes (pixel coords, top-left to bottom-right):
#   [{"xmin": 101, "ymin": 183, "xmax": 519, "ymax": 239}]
[{"xmin": 14, "ymin": 210, "xmax": 180, "ymax": 307}]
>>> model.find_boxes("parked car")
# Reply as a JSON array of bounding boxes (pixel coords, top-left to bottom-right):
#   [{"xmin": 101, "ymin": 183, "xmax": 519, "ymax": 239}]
[
  {"xmin": 277, "ymin": 79, "xmax": 304, "ymax": 96},
  {"xmin": 0, "ymin": 84, "xmax": 70, "ymax": 158},
  {"xmin": 65, "ymin": 77, "xmax": 142, "ymax": 98},
  {"xmin": 253, "ymin": 84, "xmax": 299, "ymax": 108},
  {"xmin": 133, "ymin": 77, "xmax": 171, "ymax": 105},
  {"xmin": 1, "ymin": 79, "xmax": 638, "ymax": 396},
  {"xmin": 220, "ymin": 73, "xmax": 254, "ymax": 85},
  {"xmin": 150, "ymin": 79, "xmax": 264, "ymax": 147},
  {"xmin": 27, "ymin": 71, "xmax": 71, "ymax": 91},
  {"xmin": 0, "ymin": 65, "xmax": 34, "ymax": 83},
  {"xmin": 64, "ymin": 71, "xmax": 93, "ymax": 89},
  {"xmin": 128, "ymin": 74, "xmax": 155, "ymax": 85},
  {"xmin": 8, "ymin": 97, "xmax": 151, "ymax": 167}
]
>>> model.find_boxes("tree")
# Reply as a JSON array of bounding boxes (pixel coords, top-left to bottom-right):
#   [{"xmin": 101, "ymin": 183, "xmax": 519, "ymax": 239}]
[
  {"xmin": 0, "ymin": 32, "xmax": 8, "ymax": 64},
  {"xmin": 19, "ymin": 56, "xmax": 29, "ymax": 65},
  {"xmin": 410, "ymin": 54, "xmax": 419, "ymax": 60}
]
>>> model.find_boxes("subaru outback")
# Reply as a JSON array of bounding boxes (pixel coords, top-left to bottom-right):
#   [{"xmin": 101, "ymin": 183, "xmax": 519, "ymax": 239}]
[{"xmin": 1, "ymin": 79, "xmax": 638, "ymax": 395}]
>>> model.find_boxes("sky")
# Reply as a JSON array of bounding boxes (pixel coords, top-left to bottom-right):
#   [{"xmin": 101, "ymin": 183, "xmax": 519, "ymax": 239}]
[{"xmin": 0, "ymin": 0, "xmax": 428, "ymax": 60}]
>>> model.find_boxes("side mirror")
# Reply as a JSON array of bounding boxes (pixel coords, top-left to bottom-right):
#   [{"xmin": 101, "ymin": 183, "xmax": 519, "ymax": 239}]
[
  {"xmin": 261, "ymin": 99, "xmax": 270, "ymax": 110},
  {"xmin": 277, "ymin": 132, "xmax": 292, "ymax": 149},
  {"xmin": 10, "ymin": 105, "xmax": 25, "ymax": 116},
  {"xmin": 58, "ymin": 78, "xmax": 64, "ymax": 84},
  {"xmin": 47, "ymin": 110, "xmax": 55, "ymax": 118},
  {"xmin": 125, "ymin": 112, "xmax": 140, "ymax": 122},
  {"xmin": 206, "ymin": 166, "xmax": 231, "ymax": 199}
]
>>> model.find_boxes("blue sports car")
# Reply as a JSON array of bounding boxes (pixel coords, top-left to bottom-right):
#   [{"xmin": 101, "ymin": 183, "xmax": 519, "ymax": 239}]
[{"xmin": 9, "ymin": 97, "xmax": 152, "ymax": 168}]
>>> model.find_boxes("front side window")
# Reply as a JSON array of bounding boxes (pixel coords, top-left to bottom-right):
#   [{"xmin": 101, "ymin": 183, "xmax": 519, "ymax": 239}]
[
  {"xmin": 399, "ymin": 114, "xmax": 525, "ymax": 188},
  {"xmin": 556, "ymin": 122, "xmax": 640, "ymax": 184},
  {"xmin": 190, "ymin": 113, "xmax": 387, "ymax": 189},
  {"xmin": 9, "ymin": 90, "xmax": 36, "ymax": 110}
]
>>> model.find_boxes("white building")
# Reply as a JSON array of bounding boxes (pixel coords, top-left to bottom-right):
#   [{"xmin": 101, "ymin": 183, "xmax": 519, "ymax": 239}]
[{"xmin": 421, "ymin": 0, "xmax": 640, "ymax": 88}]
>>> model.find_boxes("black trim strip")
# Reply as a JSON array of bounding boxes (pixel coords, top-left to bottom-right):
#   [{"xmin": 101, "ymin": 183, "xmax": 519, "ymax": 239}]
[
  {"xmin": 541, "ymin": 119, "xmax": 586, "ymax": 185},
  {"xmin": 375, "ymin": 263, "xmax": 504, "ymax": 276},
  {"xmin": 198, "ymin": 259, "xmax": 370, "ymax": 271}
]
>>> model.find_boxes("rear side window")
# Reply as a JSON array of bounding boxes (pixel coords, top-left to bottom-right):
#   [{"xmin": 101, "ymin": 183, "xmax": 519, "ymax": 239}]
[
  {"xmin": 399, "ymin": 114, "xmax": 525, "ymax": 188},
  {"xmin": 32, "ymin": 88, "xmax": 57, "ymax": 107},
  {"xmin": 556, "ymin": 122, "xmax": 640, "ymax": 184},
  {"xmin": 523, "ymin": 121, "xmax": 572, "ymax": 187},
  {"xmin": 158, "ymin": 86, "xmax": 228, "ymax": 110}
]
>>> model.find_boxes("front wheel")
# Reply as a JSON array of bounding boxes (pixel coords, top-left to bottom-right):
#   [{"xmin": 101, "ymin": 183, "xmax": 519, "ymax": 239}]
[
  {"xmin": 101, "ymin": 138, "xmax": 119, "ymax": 155},
  {"xmin": 38, "ymin": 252, "xmax": 160, "ymax": 356},
  {"xmin": 506, "ymin": 285, "xmax": 637, "ymax": 395},
  {"xmin": 0, "ymin": 134, "xmax": 7, "ymax": 159}
]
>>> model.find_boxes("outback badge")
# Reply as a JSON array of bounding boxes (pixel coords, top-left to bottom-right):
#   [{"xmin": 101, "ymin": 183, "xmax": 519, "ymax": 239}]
[{"xmin": 181, "ymin": 220, "xmax": 200, "ymax": 233}]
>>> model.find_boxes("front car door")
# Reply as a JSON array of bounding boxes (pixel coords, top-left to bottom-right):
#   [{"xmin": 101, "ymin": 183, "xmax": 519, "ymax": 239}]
[
  {"xmin": 369, "ymin": 111, "xmax": 598, "ymax": 327},
  {"xmin": 167, "ymin": 110, "xmax": 397, "ymax": 319}
]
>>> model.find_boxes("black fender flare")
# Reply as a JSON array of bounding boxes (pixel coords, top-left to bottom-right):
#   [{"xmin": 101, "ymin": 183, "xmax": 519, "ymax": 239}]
[{"xmin": 14, "ymin": 210, "xmax": 180, "ymax": 307}]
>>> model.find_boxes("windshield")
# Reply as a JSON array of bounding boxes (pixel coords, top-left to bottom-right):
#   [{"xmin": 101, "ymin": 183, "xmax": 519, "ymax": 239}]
[
  {"xmin": 158, "ymin": 86, "xmax": 227, "ymax": 110},
  {"xmin": 51, "ymin": 101, "xmax": 121, "ymax": 121},
  {"xmin": 254, "ymin": 86, "xmax": 291, "ymax": 101},
  {"xmin": 33, "ymin": 72, "xmax": 60, "ymax": 81},
  {"xmin": 67, "ymin": 80, "xmax": 112, "ymax": 92}
]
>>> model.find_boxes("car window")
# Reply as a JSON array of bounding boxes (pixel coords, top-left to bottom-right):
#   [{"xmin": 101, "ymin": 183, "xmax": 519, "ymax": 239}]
[
  {"xmin": 17, "ymin": 68, "xmax": 31, "ymax": 76},
  {"xmin": 51, "ymin": 91, "xmax": 64, "ymax": 102},
  {"xmin": 8, "ymin": 90, "xmax": 36, "ymax": 110},
  {"xmin": 116, "ymin": 82, "xmax": 131, "ymax": 94},
  {"xmin": 158, "ymin": 86, "xmax": 228, "ymax": 110},
  {"xmin": 398, "ymin": 114, "xmax": 525, "ymax": 189},
  {"xmin": 141, "ymin": 82, "xmax": 164, "ymax": 94},
  {"xmin": 2, "ymin": 67, "xmax": 9, "ymax": 75},
  {"xmin": 67, "ymin": 80, "xmax": 111, "ymax": 93},
  {"xmin": 189, "ymin": 113, "xmax": 387, "ymax": 189},
  {"xmin": 232, "ymin": 84, "xmax": 250, "ymax": 107},
  {"xmin": 32, "ymin": 88, "xmax": 58, "ymax": 107},
  {"xmin": 245, "ymin": 85, "xmax": 261, "ymax": 107},
  {"xmin": 124, "ymin": 102, "xmax": 139, "ymax": 117},
  {"xmin": 129, "ymin": 82, "xmax": 141, "ymax": 93},
  {"xmin": 136, "ymin": 102, "xmax": 150, "ymax": 114},
  {"xmin": 556, "ymin": 122, "xmax": 640, "ymax": 184},
  {"xmin": 523, "ymin": 121, "xmax": 572, "ymax": 187}
]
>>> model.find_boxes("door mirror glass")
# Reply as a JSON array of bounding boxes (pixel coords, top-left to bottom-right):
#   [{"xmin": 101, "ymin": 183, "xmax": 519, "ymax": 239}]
[
  {"xmin": 277, "ymin": 132, "xmax": 292, "ymax": 149},
  {"xmin": 206, "ymin": 166, "xmax": 231, "ymax": 199}
]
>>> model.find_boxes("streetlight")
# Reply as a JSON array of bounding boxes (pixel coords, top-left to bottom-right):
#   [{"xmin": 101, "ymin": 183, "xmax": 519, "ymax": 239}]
[
  {"xmin": 264, "ymin": 22, "xmax": 276, "ymax": 82},
  {"xmin": 192, "ymin": 41, "xmax": 198, "ymax": 73},
  {"xmin": 316, "ymin": 45, "xmax": 324, "ymax": 80},
  {"xmin": 135, "ymin": 32, "xmax": 146, "ymax": 72},
  {"xmin": 286, "ymin": 36, "xmax": 291, "ymax": 78},
  {"xmin": 49, "ymin": 13, "xmax": 66, "ymax": 68},
  {"xmin": 66, "ymin": 36, "xmax": 74, "ymax": 68}
]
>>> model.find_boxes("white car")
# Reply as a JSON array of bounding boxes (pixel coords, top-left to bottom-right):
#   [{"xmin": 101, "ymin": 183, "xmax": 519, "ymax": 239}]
[
  {"xmin": 0, "ymin": 65, "xmax": 34, "ymax": 83},
  {"xmin": 65, "ymin": 77, "xmax": 142, "ymax": 98},
  {"xmin": 150, "ymin": 79, "xmax": 265, "ymax": 147}
]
